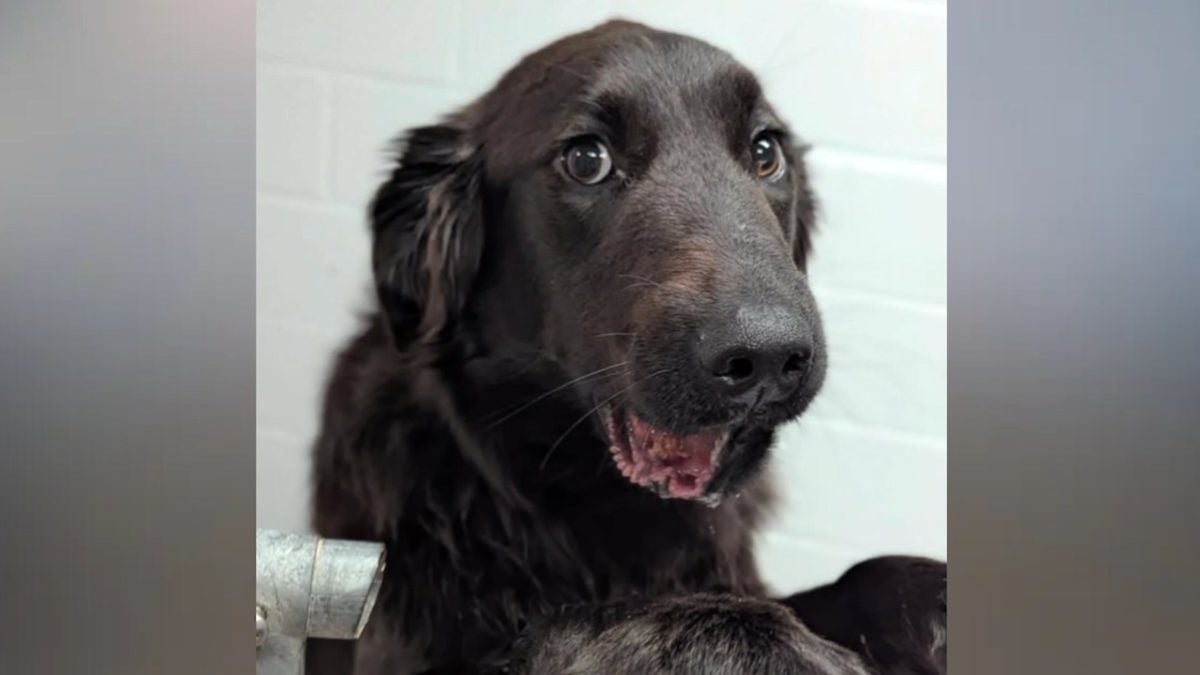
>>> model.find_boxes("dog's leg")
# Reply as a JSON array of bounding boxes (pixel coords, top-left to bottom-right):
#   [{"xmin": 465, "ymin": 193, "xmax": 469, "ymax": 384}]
[
  {"xmin": 778, "ymin": 556, "xmax": 947, "ymax": 675},
  {"xmin": 508, "ymin": 593, "xmax": 870, "ymax": 675}
]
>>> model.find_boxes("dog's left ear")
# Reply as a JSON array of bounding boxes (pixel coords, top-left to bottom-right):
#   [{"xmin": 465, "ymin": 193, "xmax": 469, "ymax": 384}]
[
  {"xmin": 790, "ymin": 145, "xmax": 818, "ymax": 270},
  {"xmin": 369, "ymin": 123, "xmax": 485, "ymax": 349}
]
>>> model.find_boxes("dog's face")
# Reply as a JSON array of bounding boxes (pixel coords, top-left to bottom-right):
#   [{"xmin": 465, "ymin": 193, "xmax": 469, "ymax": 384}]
[{"xmin": 371, "ymin": 21, "xmax": 824, "ymax": 502}]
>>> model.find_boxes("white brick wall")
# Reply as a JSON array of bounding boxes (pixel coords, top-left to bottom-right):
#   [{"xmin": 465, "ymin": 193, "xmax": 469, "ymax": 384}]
[{"xmin": 256, "ymin": 0, "xmax": 946, "ymax": 595}]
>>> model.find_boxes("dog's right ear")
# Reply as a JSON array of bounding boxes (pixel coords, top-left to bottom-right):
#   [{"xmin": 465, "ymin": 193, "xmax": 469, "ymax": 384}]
[{"xmin": 369, "ymin": 124, "xmax": 485, "ymax": 350}]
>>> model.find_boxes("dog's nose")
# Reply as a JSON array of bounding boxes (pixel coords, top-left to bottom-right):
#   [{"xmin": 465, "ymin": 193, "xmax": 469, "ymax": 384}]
[{"xmin": 698, "ymin": 306, "xmax": 814, "ymax": 404}]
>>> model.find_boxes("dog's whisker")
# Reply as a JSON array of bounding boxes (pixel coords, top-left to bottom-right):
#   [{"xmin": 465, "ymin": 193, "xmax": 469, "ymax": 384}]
[
  {"xmin": 617, "ymin": 274, "xmax": 666, "ymax": 290},
  {"xmin": 484, "ymin": 361, "xmax": 630, "ymax": 428},
  {"xmin": 490, "ymin": 349, "xmax": 559, "ymax": 384},
  {"xmin": 620, "ymin": 275, "xmax": 695, "ymax": 297},
  {"xmin": 537, "ymin": 387, "xmax": 634, "ymax": 472},
  {"xmin": 621, "ymin": 282, "xmax": 660, "ymax": 293},
  {"xmin": 595, "ymin": 332, "xmax": 636, "ymax": 339},
  {"xmin": 538, "ymin": 368, "xmax": 671, "ymax": 471}
]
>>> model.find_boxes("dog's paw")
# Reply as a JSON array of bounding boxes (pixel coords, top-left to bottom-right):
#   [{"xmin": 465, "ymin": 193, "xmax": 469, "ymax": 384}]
[
  {"xmin": 784, "ymin": 556, "xmax": 947, "ymax": 675},
  {"xmin": 513, "ymin": 594, "xmax": 870, "ymax": 674}
]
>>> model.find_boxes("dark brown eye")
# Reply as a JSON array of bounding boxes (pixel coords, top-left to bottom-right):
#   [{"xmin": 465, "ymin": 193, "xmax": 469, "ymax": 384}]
[
  {"xmin": 562, "ymin": 137, "xmax": 613, "ymax": 185},
  {"xmin": 751, "ymin": 133, "xmax": 786, "ymax": 181}
]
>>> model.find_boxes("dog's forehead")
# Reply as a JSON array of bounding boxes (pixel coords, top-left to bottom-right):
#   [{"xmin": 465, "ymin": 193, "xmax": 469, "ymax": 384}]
[
  {"xmin": 518, "ymin": 20, "xmax": 750, "ymax": 98},
  {"xmin": 473, "ymin": 22, "xmax": 765, "ymax": 167},
  {"xmin": 596, "ymin": 45, "xmax": 765, "ymax": 150},
  {"xmin": 586, "ymin": 37, "xmax": 759, "ymax": 129},
  {"xmin": 594, "ymin": 32, "xmax": 746, "ymax": 92}
]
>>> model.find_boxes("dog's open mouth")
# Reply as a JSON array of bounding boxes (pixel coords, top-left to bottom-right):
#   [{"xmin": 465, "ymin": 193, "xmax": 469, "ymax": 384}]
[{"xmin": 604, "ymin": 407, "xmax": 732, "ymax": 501}]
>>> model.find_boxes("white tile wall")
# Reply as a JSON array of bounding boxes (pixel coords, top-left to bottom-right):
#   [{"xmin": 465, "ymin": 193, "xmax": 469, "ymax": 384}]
[
  {"xmin": 256, "ymin": 65, "xmax": 328, "ymax": 196},
  {"xmin": 256, "ymin": 0, "xmax": 946, "ymax": 593},
  {"xmin": 257, "ymin": 1, "xmax": 460, "ymax": 83}
]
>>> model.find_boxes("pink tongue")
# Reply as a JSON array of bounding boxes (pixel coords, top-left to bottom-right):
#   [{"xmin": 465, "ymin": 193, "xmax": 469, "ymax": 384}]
[{"xmin": 627, "ymin": 415, "xmax": 722, "ymax": 498}]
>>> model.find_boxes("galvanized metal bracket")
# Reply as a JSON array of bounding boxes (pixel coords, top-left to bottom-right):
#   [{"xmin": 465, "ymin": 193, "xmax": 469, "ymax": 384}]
[{"xmin": 255, "ymin": 529, "xmax": 386, "ymax": 675}]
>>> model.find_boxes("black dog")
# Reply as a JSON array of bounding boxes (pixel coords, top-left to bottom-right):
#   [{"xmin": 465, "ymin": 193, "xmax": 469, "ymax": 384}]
[{"xmin": 310, "ymin": 20, "xmax": 945, "ymax": 674}]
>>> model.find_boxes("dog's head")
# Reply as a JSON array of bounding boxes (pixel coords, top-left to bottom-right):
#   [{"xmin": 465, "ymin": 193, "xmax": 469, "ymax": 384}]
[{"xmin": 371, "ymin": 21, "xmax": 824, "ymax": 502}]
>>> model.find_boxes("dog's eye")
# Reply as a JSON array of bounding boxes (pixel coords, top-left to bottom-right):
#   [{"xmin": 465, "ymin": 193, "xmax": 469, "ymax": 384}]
[
  {"xmin": 562, "ymin": 137, "xmax": 613, "ymax": 185},
  {"xmin": 751, "ymin": 133, "xmax": 786, "ymax": 181}
]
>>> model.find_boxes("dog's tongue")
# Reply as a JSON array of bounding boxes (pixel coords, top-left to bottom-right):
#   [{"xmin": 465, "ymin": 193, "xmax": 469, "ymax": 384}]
[{"xmin": 625, "ymin": 414, "xmax": 723, "ymax": 499}]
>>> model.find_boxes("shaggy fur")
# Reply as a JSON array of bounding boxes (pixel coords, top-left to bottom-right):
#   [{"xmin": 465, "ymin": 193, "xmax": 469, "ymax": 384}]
[{"xmin": 309, "ymin": 20, "xmax": 945, "ymax": 674}]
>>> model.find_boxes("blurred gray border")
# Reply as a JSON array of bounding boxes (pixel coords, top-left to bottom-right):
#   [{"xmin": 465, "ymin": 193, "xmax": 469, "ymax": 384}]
[
  {"xmin": 1, "ymin": 2, "xmax": 254, "ymax": 673},
  {"xmin": 950, "ymin": 1, "xmax": 1199, "ymax": 672}
]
